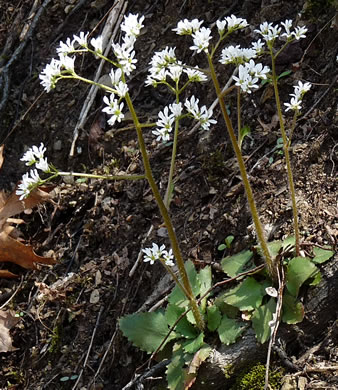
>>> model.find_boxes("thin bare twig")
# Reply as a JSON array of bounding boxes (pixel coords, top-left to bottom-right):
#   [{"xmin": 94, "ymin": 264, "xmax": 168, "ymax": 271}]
[
  {"xmin": 69, "ymin": 0, "xmax": 127, "ymax": 157},
  {"xmin": 0, "ymin": 0, "xmax": 52, "ymax": 116}
]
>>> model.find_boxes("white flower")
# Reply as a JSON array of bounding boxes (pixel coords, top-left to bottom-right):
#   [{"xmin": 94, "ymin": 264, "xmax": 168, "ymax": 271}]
[
  {"xmin": 59, "ymin": 55, "xmax": 75, "ymax": 72},
  {"xmin": 145, "ymin": 68, "xmax": 167, "ymax": 86},
  {"xmin": 225, "ymin": 15, "xmax": 248, "ymax": 31},
  {"xmin": 255, "ymin": 22, "xmax": 281, "ymax": 43},
  {"xmin": 284, "ymin": 96, "xmax": 302, "ymax": 111},
  {"xmin": 152, "ymin": 127, "xmax": 170, "ymax": 142},
  {"xmin": 184, "ymin": 96, "xmax": 216, "ymax": 130},
  {"xmin": 216, "ymin": 20, "xmax": 227, "ymax": 34},
  {"xmin": 190, "ymin": 27, "xmax": 212, "ymax": 53},
  {"xmin": 142, "ymin": 243, "xmax": 166, "ymax": 265},
  {"xmin": 219, "ymin": 45, "xmax": 256, "ymax": 65},
  {"xmin": 292, "ymin": 26, "xmax": 307, "ymax": 40},
  {"xmin": 120, "ymin": 13, "xmax": 144, "ymax": 37},
  {"xmin": 293, "ymin": 80, "xmax": 311, "ymax": 97},
  {"xmin": 16, "ymin": 169, "xmax": 41, "ymax": 200},
  {"xmin": 281, "ymin": 19, "xmax": 293, "ymax": 39},
  {"xmin": 251, "ymin": 39, "xmax": 265, "ymax": 54},
  {"xmin": 73, "ymin": 32, "xmax": 89, "ymax": 47},
  {"xmin": 152, "ymin": 107, "xmax": 175, "ymax": 141},
  {"xmin": 184, "ymin": 66, "xmax": 208, "ymax": 82},
  {"xmin": 149, "ymin": 47, "xmax": 176, "ymax": 73},
  {"xmin": 20, "ymin": 149, "xmax": 36, "ymax": 166},
  {"xmin": 167, "ymin": 64, "xmax": 183, "ymax": 82},
  {"xmin": 233, "ymin": 63, "xmax": 259, "ymax": 93},
  {"xmin": 21, "ymin": 143, "xmax": 46, "ymax": 165},
  {"xmin": 173, "ymin": 19, "xmax": 203, "ymax": 35},
  {"xmin": 91, "ymin": 36, "xmax": 103, "ymax": 54},
  {"xmin": 112, "ymin": 42, "xmax": 137, "ymax": 75},
  {"xmin": 109, "ymin": 68, "xmax": 122, "ymax": 85},
  {"xmin": 114, "ymin": 81, "xmax": 129, "ymax": 97},
  {"xmin": 246, "ymin": 60, "xmax": 270, "ymax": 79},
  {"xmin": 199, "ymin": 106, "xmax": 217, "ymax": 130},
  {"xmin": 284, "ymin": 81, "xmax": 311, "ymax": 112},
  {"xmin": 184, "ymin": 95, "xmax": 200, "ymax": 117},
  {"xmin": 163, "ymin": 249, "xmax": 175, "ymax": 267},
  {"xmin": 169, "ymin": 102, "xmax": 183, "ymax": 117},
  {"xmin": 35, "ymin": 157, "xmax": 49, "ymax": 172},
  {"xmin": 102, "ymin": 94, "xmax": 125, "ymax": 125},
  {"xmin": 57, "ymin": 37, "xmax": 75, "ymax": 55},
  {"xmin": 39, "ymin": 58, "xmax": 62, "ymax": 92}
]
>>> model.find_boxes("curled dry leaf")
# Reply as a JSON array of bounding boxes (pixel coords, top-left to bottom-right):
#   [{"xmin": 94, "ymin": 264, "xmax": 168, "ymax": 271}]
[{"xmin": 0, "ymin": 145, "xmax": 56, "ymax": 277}]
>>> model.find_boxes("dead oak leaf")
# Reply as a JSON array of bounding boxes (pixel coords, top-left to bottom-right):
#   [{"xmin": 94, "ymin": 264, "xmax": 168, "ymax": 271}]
[
  {"xmin": 0, "ymin": 144, "xmax": 56, "ymax": 277},
  {"xmin": 0, "ymin": 310, "xmax": 20, "ymax": 352},
  {"xmin": 0, "ymin": 231, "xmax": 56, "ymax": 269}
]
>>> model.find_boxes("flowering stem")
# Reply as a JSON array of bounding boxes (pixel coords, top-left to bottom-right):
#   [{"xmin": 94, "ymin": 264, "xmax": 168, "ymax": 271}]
[
  {"xmin": 58, "ymin": 171, "xmax": 145, "ymax": 181},
  {"xmin": 208, "ymin": 55, "xmax": 276, "ymax": 280},
  {"xmin": 270, "ymin": 53, "xmax": 300, "ymax": 256},
  {"xmin": 124, "ymin": 92, "xmax": 205, "ymax": 331},
  {"xmin": 161, "ymin": 260, "xmax": 190, "ymax": 298},
  {"xmin": 164, "ymin": 117, "xmax": 179, "ymax": 208},
  {"xmin": 237, "ymin": 87, "xmax": 241, "ymax": 147}
]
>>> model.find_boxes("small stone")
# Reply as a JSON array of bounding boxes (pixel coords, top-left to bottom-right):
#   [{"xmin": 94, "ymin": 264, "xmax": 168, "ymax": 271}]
[{"xmin": 53, "ymin": 140, "xmax": 62, "ymax": 151}]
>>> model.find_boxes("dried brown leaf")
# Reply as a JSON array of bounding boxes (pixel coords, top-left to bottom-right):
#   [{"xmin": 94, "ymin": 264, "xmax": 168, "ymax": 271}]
[
  {"xmin": 0, "ymin": 186, "xmax": 51, "ymax": 222},
  {"xmin": 0, "ymin": 231, "xmax": 56, "ymax": 269},
  {"xmin": 0, "ymin": 310, "xmax": 20, "ymax": 352}
]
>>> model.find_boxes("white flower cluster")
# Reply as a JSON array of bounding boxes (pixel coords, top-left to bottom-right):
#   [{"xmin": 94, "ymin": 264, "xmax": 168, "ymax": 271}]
[
  {"xmin": 152, "ymin": 105, "xmax": 180, "ymax": 141},
  {"xmin": 220, "ymin": 44, "xmax": 257, "ymax": 65},
  {"xmin": 233, "ymin": 60, "xmax": 270, "ymax": 93},
  {"xmin": 142, "ymin": 243, "xmax": 175, "ymax": 267},
  {"xmin": 20, "ymin": 143, "xmax": 49, "ymax": 172},
  {"xmin": 39, "ymin": 13, "xmax": 144, "ymax": 94},
  {"xmin": 184, "ymin": 96, "xmax": 217, "ymax": 130},
  {"xmin": 17, "ymin": 143, "xmax": 50, "ymax": 200},
  {"xmin": 39, "ymin": 56, "xmax": 75, "ymax": 92},
  {"xmin": 284, "ymin": 81, "xmax": 311, "ymax": 112},
  {"xmin": 173, "ymin": 15, "xmax": 248, "ymax": 55},
  {"xmin": 145, "ymin": 47, "xmax": 207, "ymax": 87},
  {"xmin": 255, "ymin": 20, "xmax": 307, "ymax": 44}
]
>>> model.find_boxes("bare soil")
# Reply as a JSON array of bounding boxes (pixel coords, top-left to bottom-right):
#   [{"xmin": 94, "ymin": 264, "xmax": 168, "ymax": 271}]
[{"xmin": 0, "ymin": 0, "xmax": 337, "ymax": 389}]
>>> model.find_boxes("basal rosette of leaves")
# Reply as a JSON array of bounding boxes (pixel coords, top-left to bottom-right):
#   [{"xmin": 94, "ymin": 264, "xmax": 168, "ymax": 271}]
[{"xmin": 119, "ymin": 238, "xmax": 334, "ymax": 389}]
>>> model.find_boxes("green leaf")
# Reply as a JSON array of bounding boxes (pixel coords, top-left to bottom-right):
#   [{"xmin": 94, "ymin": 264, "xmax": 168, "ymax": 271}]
[
  {"xmin": 309, "ymin": 270, "xmax": 321, "ymax": 286},
  {"xmin": 166, "ymin": 351, "xmax": 185, "ymax": 390},
  {"xmin": 119, "ymin": 311, "xmax": 177, "ymax": 353},
  {"xmin": 239, "ymin": 126, "xmax": 251, "ymax": 149},
  {"xmin": 183, "ymin": 333, "xmax": 204, "ymax": 354},
  {"xmin": 264, "ymin": 236, "xmax": 295, "ymax": 258},
  {"xmin": 277, "ymin": 70, "xmax": 292, "ymax": 80},
  {"xmin": 169, "ymin": 260, "xmax": 200, "ymax": 305},
  {"xmin": 282, "ymin": 293, "xmax": 304, "ymax": 324},
  {"xmin": 217, "ymin": 314, "xmax": 245, "ymax": 345},
  {"xmin": 252, "ymin": 298, "xmax": 276, "ymax": 344},
  {"xmin": 221, "ymin": 250, "xmax": 253, "ymax": 277},
  {"xmin": 218, "ymin": 243, "xmax": 226, "ymax": 251},
  {"xmin": 312, "ymin": 247, "xmax": 334, "ymax": 264},
  {"xmin": 207, "ymin": 305, "xmax": 222, "ymax": 331},
  {"xmin": 286, "ymin": 257, "xmax": 319, "ymax": 297},
  {"xmin": 225, "ymin": 235, "xmax": 235, "ymax": 248},
  {"xmin": 198, "ymin": 266, "xmax": 212, "ymax": 310},
  {"xmin": 176, "ymin": 314, "xmax": 199, "ymax": 339},
  {"xmin": 165, "ymin": 304, "xmax": 185, "ymax": 327},
  {"xmin": 222, "ymin": 277, "xmax": 265, "ymax": 311}
]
